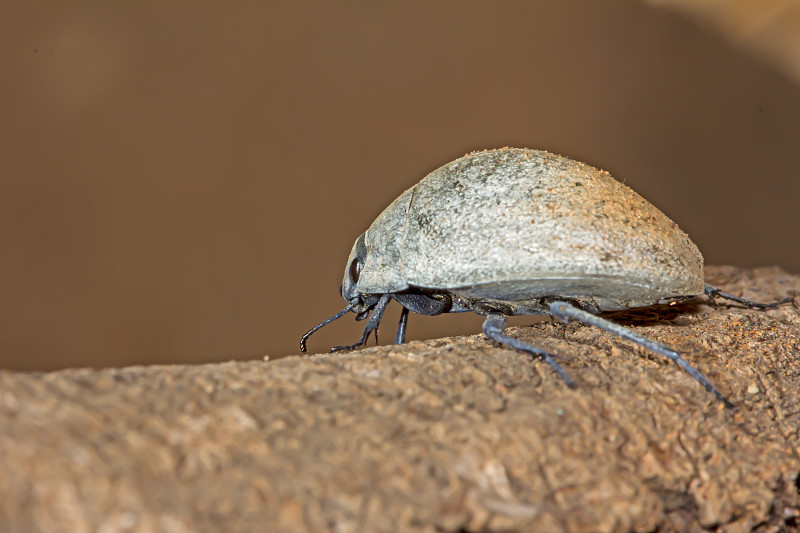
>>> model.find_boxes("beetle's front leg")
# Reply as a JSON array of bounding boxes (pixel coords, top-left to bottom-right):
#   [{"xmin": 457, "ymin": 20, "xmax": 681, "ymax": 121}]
[{"xmin": 332, "ymin": 294, "xmax": 391, "ymax": 352}]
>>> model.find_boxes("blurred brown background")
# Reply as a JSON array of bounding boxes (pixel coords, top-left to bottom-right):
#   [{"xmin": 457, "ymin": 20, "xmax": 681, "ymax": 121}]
[{"xmin": 2, "ymin": 1, "xmax": 800, "ymax": 372}]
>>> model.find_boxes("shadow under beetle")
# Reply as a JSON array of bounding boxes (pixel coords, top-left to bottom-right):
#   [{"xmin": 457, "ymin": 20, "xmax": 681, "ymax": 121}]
[{"xmin": 301, "ymin": 148, "xmax": 793, "ymax": 408}]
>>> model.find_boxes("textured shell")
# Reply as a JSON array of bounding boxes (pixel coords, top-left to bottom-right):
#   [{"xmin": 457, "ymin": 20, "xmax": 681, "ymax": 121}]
[{"xmin": 353, "ymin": 148, "xmax": 704, "ymax": 312}]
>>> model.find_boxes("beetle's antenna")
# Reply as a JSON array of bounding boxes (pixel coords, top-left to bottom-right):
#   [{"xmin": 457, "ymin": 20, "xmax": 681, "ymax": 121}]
[
  {"xmin": 300, "ymin": 302, "xmax": 355, "ymax": 353},
  {"xmin": 704, "ymin": 284, "xmax": 794, "ymax": 309}
]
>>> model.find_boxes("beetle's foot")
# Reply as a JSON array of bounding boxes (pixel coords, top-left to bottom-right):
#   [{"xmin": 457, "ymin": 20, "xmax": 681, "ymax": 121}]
[{"xmin": 331, "ymin": 343, "xmax": 362, "ymax": 352}]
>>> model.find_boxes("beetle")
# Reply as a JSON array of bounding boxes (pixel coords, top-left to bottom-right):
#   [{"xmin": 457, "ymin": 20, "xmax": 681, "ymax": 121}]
[{"xmin": 300, "ymin": 147, "xmax": 792, "ymax": 407}]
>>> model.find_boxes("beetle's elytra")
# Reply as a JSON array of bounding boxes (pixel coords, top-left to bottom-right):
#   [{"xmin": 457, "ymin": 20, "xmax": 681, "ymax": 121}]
[{"xmin": 301, "ymin": 147, "xmax": 792, "ymax": 407}]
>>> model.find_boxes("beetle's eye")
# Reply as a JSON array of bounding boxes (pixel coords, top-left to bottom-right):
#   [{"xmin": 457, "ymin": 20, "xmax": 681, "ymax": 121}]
[{"xmin": 350, "ymin": 258, "xmax": 362, "ymax": 283}]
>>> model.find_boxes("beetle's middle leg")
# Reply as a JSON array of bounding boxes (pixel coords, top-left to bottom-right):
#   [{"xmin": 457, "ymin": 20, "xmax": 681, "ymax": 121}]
[
  {"xmin": 482, "ymin": 314, "xmax": 576, "ymax": 388},
  {"xmin": 395, "ymin": 307, "xmax": 409, "ymax": 345},
  {"xmin": 549, "ymin": 301, "xmax": 734, "ymax": 408},
  {"xmin": 332, "ymin": 294, "xmax": 391, "ymax": 352}
]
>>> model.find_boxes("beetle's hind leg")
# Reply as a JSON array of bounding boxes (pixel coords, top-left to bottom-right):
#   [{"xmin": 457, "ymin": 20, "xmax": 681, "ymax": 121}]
[
  {"xmin": 704, "ymin": 284, "xmax": 794, "ymax": 309},
  {"xmin": 332, "ymin": 294, "xmax": 391, "ymax": 352},
  {"xmin": 549, "ymin": 301, "xmax": 734, "ymax": 408},
  {"xmin": 482, "ymin": 314, "xmax": 576, "ymax": 388},
  {"xmin": 395, "ymin": 307, "xmax": 409, "ymax": 345}
]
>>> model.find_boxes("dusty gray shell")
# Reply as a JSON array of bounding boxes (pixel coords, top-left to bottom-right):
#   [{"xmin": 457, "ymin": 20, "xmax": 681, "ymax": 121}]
[{"xmin": 344, "ymin": 147, "xmax": 704, "ymax": 314}]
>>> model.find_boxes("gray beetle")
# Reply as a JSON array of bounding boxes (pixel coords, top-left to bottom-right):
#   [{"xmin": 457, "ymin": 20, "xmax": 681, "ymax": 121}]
[{"xmin": 301, "ymin": 148, "xmax": 792, "ymax": 407}]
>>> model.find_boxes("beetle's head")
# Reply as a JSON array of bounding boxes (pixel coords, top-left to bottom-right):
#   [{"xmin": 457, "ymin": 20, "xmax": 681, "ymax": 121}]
[
  {"xmin": 341, "ymin": 232, "xmax": 380, "ymax": 316},
  {"xmin": 299, "ymin": 232, "xmax": 381, "ymax": 353}
]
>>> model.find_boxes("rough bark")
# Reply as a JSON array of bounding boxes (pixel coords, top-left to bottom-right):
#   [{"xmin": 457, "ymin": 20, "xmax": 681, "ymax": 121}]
[{"xmin": 1, "ymin": 266, "xmax": 799, "ymax": 533}]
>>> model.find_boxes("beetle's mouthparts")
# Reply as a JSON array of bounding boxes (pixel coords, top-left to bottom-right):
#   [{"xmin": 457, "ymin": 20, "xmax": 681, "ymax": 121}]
[{"xmin": 300, "ymin": 302, "xmax": 356, "ymax": 353}]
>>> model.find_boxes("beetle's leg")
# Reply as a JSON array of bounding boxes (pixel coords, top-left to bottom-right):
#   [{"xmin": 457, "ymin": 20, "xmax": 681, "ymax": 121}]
[
  {"xmin": 332, "ymin": 294, "xmax": 391, "ymax": 352},
  {"xmin": 704, "ymin": 284, "xmax": 794, "ymax": 309},
  {"xmin": 395, "ymin": 306, "xmax": 409, "ymax": 345},
  {"xmin": 549, "ymin": 301, "xmax": 734, "ymax": 408},
  {"xmin": 482, "ymin": 314, "xmax": 576, "ymax": 388}
]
